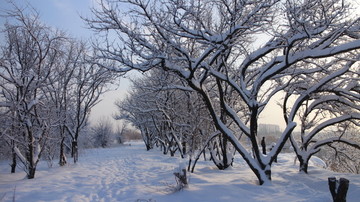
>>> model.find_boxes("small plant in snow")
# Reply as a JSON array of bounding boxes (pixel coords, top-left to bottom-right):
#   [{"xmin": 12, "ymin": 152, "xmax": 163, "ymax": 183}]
[{"xmin": 173, "ymin": 163, "xmax": 188, "ymax": 191}]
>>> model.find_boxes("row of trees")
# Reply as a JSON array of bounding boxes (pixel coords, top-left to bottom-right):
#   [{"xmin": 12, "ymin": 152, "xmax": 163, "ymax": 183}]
[
  {"xmin": 116, "ymin": 69, "xmax": 239, "ymax": 171},
  {"xmin": 0, "ymin": 7, "xmax": 115, "ymax": 178},
  {"xmin": 90, "ymin": 118, "xmax": 141, "ymax": 148},
  {"xmin": 88, "ymin": 0, "xmax": 360, "ymax": 185}
]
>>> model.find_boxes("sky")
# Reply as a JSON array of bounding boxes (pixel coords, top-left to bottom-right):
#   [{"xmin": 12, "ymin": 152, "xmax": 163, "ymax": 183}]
[
  {"xmin": 0, "ymin": 0, "xmax": 308, "ymax": 131},
  {"xmin": 0, "ymin": 0, "xmax": 96, "ymax": 39},
  {"xmin": 0, "ymin": 0, "xmax": 131, "ymax": 128}
]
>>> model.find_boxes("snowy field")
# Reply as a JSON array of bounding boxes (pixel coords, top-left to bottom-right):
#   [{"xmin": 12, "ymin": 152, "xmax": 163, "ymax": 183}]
[{"xmin": 1, "ymin": 141, "xmax": 360, "ymax": 202}]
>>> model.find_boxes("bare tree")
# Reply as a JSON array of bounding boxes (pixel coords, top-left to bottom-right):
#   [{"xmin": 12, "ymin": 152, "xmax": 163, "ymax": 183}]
[
  {"xmin": 114, "ymin": 122, "xmax": 127, "ymax": 144},
  {"xmin": 43, "ymin": 38, "xmax": 80, "ymax": 166},
  {"xmin": 64, "ymin": 46, "xmax": 114, "ymax": 163},
  {"xmin": 0, "ymin": 7, "xmax": 66, "ymax": 178},
  {"xmin": 88, "ymin": 0, "xmax": 360, "ymax": 184},
  {"xmin": 91, "ymin": 117, "xmax": 114, "ymax": 148},
  {"xmin": 281, "ymin": 59, "xmax": 360, "ymax": 173}
]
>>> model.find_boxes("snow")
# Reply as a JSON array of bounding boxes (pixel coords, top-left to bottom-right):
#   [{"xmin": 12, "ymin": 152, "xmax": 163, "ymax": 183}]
[
  {"xmin": 1, "ymin": 141, "xmax": 360, "ymax": 202},
  {"xmin": 308, "ymin": 156, "xmax": 327, "ymax": 169}
]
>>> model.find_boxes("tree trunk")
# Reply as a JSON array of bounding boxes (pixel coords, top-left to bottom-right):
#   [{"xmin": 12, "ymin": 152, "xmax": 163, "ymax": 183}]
[
  {"xmin": 143, "ymin": 129, "xmax": 153, "ymax": 151},
  {"xmin": 11, "ymin": 146, "xmax": 17, "ymax": 173},
  {"xmin": 145, "ymin": 143, "xmax": 151, "ymax": 151},
  {"xmin": 255, "ymin": 167, "xmax": 272, "ymax": 185},
  {"xmin": 59, "ymin": 137, "xmax": 67, "ymax": 166},
  {"xmin": 190, "ymin": 144, "xmax": 209, "ymax": 173},
  {"xmin": 270, "ymin": 146, "xmax": 277, "ymax": 163},
  {"xmin": 220, "ymin": 134, "xmax": 230, "ymax": 169},
  {"xmin": 265, "ymin": 169, "xmax": 271, "ymax": 181},
  {"xmin": 144, "ymin": 134, "xmax": 152, "ymax": 151},
  {"xmin": 248, "ymin": 164, "xmax": 272, "ymax": 185},
  {"xmin": 182, "ymin": 141, "xmax": 186, "ymax": 156},
  {"xmin": 187, "ymin": 158, "xmax": 192, "ymax": 172},
  {"xmin": 209, "ymin": 135, "xmax": 233, "ymax": 170},
  {"xmin": 170, "ymin": 146, "xmax": 176, "ymax": 157},
  {"xmin": 72, "ymin": 141, "xmax": 78, "ymax": 163},
  {"xmin": 162, "ymin": 143, "xmax": 168, "ymax": 154},
  {"xmin": 27, "ymin": 166, "xmax": 36, "ymax": 179},
  {"xmin": 26, "ymin": 130, "xmax": 36, "ymax": 178},
  {"xmin": 298, "ymin": 155, "xmax": 309, "ymax": 173}
]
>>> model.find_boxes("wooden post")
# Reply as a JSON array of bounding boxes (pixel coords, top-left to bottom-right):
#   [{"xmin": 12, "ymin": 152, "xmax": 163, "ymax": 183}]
[
  {"xmin": 329, "ymin": 177, "xmax": 337, "ymax": 200},
  {"xmin": 337, "ymin": 178, "xmax": 349, "ymax": 202},
  {"xmin": 328, "ymin": 177, "xmax": 349, "ymax": 202}
]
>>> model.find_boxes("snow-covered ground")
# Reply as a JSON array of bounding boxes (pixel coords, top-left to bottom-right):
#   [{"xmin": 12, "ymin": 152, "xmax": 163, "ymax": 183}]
[{"xmin": 1, "ymin": 142, "xmax": 359, "ymax": 202}]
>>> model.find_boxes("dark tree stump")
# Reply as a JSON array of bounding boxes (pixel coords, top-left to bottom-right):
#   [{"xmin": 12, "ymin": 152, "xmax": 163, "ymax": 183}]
[
  {"xmin": 174, "ymin": 168, "xmax": 188, "ymax": 190},
  {"xmin": 328, "ymin": 177, "xmax": 349, "ymax": 202}
]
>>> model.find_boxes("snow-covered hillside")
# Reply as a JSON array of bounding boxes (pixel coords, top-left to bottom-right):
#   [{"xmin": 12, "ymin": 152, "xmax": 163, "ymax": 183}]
[{"xmin": 1, "ymin": 142, "xmax": 359, "ymax": 202}]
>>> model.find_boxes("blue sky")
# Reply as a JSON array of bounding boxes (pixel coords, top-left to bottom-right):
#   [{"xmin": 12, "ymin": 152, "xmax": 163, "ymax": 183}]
[{"xmin": 0, "ymin": 0, "xmax": 96, "ymax": 40}]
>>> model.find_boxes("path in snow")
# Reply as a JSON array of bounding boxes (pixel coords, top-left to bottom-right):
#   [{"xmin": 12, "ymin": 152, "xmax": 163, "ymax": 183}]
[{"xmin": 0, "ymin": 142, "xmax": 178, "ymax": 202}]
